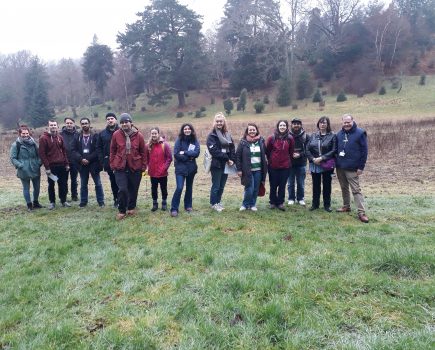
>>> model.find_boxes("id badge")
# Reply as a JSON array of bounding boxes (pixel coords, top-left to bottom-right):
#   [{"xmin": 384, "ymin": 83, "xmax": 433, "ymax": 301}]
[
  {"xmin": 83, "ymin": 149, "xmax": 90, "ymax": 154},
  {"xmin": 339, "ymin": 151, "xmax": 345, "ymax": 157}
]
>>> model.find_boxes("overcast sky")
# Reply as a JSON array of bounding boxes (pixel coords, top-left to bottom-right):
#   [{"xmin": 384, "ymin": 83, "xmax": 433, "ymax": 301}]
[{"xmin": 0, "ymin": 0, "xmax": 225, "ymax": 62}]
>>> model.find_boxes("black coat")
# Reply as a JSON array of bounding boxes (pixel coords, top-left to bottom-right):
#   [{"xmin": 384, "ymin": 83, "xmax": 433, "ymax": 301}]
[
  {"xmin": 236, "ymin": 137, "xmax": 268, "ymax": 187},
  {"xmin": 71, "ymin": 132, "xmax": 101, "ymax": 174},
  {"xmin": 97, "ymin": 125, "xmax": 119, "ymax": 171},
  {"xmin": 60, "ymin": 127, "xmax": 78, "ymax": 161},
  {"xmin": 289, "ymin": 129, "xmax": 309, "ymax": 167},
  {"xmin": 206, "ymin": 130, "xmax": 236, "ymax": 169},
  {"xmin": 306, "ymin": 131, "xmax": 337, "ymax": 162}
]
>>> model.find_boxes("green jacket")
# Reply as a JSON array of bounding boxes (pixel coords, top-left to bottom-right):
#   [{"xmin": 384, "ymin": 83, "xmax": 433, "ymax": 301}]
[{"xmin": 10, "ymin": 138, "xmax": 42, "ymax": 179}]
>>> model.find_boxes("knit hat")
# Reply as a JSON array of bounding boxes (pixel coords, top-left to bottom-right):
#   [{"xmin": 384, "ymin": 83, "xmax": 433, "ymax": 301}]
[
  {"xmin": 106, "ymin": 112, "xmax": 117, "ymax": 120},
  {"xmin": 119, "ymin": 113, "xmax": 132, "ymax": 123}
]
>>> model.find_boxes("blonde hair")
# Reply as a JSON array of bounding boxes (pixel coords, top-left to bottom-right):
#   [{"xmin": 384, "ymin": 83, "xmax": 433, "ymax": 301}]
[{"xmin": 213, "ymin": 112, "xmax": 228, "ymax": 133}]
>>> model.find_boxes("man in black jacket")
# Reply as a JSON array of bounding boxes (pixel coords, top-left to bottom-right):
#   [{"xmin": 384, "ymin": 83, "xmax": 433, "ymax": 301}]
[
  {"xmin": 60, "ymin": 117, "xmax": 79, "ymax": 201},
  {"xmin": 71, "ymin": 118, "xmax": 104, "ymax": 207},
  {"xmin": 97, "ymin": 113, "xmax": 119, "ymax": 207}
]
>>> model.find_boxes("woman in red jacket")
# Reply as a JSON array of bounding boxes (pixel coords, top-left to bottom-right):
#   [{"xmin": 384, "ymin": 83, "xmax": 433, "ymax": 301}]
[{"xmin": 145, "ymin": 127, "xmax": 172, "ymax": 211}]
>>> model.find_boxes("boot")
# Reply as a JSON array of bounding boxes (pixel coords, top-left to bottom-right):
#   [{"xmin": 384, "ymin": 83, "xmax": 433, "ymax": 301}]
[
  {"xmin": 161, "ymin": 200, "xmax": 167, "ymax": 211},
  {"xmin": 27, "ymin": 202, "xmax": 33, "ymax": 211},
  {"xmin": 32, "ymin": 201, "xmax": 43, "ymax": 209},
  {"xmin": 151, "ymin": 201, "xmax": 158, "ymax": 212}
]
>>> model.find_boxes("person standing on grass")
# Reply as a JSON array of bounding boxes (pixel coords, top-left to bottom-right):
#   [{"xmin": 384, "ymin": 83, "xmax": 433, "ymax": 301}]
[
  {"xmin": 97, "ymin": 113, "xmax": 120, "ymax": 208},
  {"xmin": 207, "ymin": 112, "xmax": 236, "ymax": 212},
  {"xmin": 170, "ymin": 123, "xmax": 200, "ymax": 217},
  {"xmin": 287, "ymin": 118, "xmax": 309, "ymax": 206},
  {"xmin": 145, "ymin": 127, "xmax": 172, "ymax": 212},
  {"xmin": 336, "ymin": 114, "xmax": 369, "ymax": 223},
  {"xmin": 236, "ymin": 123, "xmax": 267, "ymax": 212},
  {"xmin": 39, "ymin": 120, "xmax": 71, "ymax": 210},
  {"xmin": 71, "ymin": 118, "xmax": 105, "ymax": 208},
  {"xmin": 60, "ymin": 117, "xmax": 79, "ymax": 202},
  {"xmin": 110, "ymin": 113, "xmax": 147, "ymax": 221},
  {"xmin": 306, "ymin": 116, "xmax": 337, "ymax": 212},
  {"xmin": 266, "ymin": 120, "xmax": 295, "ymax": 211},
  {"xmin": 10, "ymin": 125, "xmax": 43, "ymax": 211}
]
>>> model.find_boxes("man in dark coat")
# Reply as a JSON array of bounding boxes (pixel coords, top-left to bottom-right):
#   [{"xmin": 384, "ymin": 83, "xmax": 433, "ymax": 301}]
[{"xmin": 60, "ymin": 117, "xmax": 79, "ymax": 201}]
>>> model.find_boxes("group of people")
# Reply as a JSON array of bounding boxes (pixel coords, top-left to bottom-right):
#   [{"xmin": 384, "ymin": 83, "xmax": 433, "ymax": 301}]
[{"xmin": 9, "ymin": 111, "xmax": 369, "ymax": 223}]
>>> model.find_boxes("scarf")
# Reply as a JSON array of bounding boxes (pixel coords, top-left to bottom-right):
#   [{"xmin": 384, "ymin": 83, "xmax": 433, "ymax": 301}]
[
  {"xmin": 246, "ymin": 135, "xmax": 261, "ymax": 143},
  {"xmin": 19, "ymin": 136, "xmax": 36, "ymax": 146},
  {"xmin": 123, "ymin": 129, "xmax": 135, "ymax": 154},
  {"xmin": 216, "ymin": 129, "xmax": 232, "ymax": 153}
]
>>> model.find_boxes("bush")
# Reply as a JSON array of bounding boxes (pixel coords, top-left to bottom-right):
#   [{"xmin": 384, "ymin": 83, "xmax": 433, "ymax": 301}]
[
  {"xmin": 312, "ymin": 89, "xmax": 322, "ymax": 103},
  {"xmin": 263, "ymin": 95, "xmax": 270, "ymax": 104},
  {"xmin": 379, "ymin": 86, "xmax": 386, "ymax": 95},
  {"xmin": 317, "ymin": 80, "xmax": 323, "ymax": 88},
  {"xmin": 322, "ymin": 90, "xmax": 328, "ymax": 96},
  {"xmin": 107, "ymin": 105, "xmax": 112, "ymax": 110},
  {"xmin": 391, "ymin": 78, "xmax": 400, "ymax": 89},
  {"xmin": 210, "ymin": 96, "xmax": 215, "ymax": 105},
  {"xmin": 223, "ymin": 98, "xmax": 233, "ymax": 115},
  {"xmin": 176, "ymin": 112, "xmax": 184, "ymax": 118},
  {"xmin": 187, "ymin": 111, "xmax": 193, "ymax": 116},
  {"xmin": 200, "ymin": 106, "xmax": 206, "ymax": 112},
  {"xmin": 336, "ymin": 91, "xmax": 347, "ymax": 102},
  {"xmin": 254, "ymin": 100, "xmax": 265, "ymax": 114},
  {"xmin": 141, "ymin": 106, "xmax": 146, "ymax": 112},
  {"xmin": 238, "ymin": 88, "xmax": 247, "ymax": 112},
  {"xmin": 292, "ymin": 104, "xmax": 298, "ymax": 110},
  {"xmin": 93, "ymin": 112, "xmax": 99, "ymax": 118},
  {"xmin": 194, "ymin": 110, "xmax": 205, "ymax": 118},
  {"xmin": 419, "ymin": 75, "xmax": 426, "ymax": 86}
]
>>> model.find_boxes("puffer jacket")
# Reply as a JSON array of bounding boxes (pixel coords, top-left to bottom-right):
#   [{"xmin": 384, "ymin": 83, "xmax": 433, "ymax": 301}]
[
  {"xmin": 336, "ymin": 122, "xmax": 368, "ymax": 170},
  {"xmin": 206, "ymin": 129, "xmax": 236, "ymax": 169},
  {"xmin": 10, "ymin": 138, "xmax": 41, "ymax": 179},
  {"xmin": 236, "ymin": 137, "xmax": 268, "ymax": 187},
  {"xmin": 306, "ymin": 132, "xmax": 337, "ymax": 162},
  {"xmin": 109, "ymin": 129, "xmax": 147, "ymax": 172}
]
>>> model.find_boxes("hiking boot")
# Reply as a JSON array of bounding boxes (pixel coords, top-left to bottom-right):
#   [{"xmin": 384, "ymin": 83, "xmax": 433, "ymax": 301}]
[
  {"xmin": 79, "ymin": 202, "xmax": 87, "ymax": 208},
  {"xmin": 324, "ymin": 207, "xmax": 332, "ymax": 212},
  {"xmin": 161, "ymin": 201, "xmax": 167, "ymax": 211},
  {"xmin": 309, "ymin": 206, "xmax": 319, "ymax": 211},
  {"xmin": 27, "ymin": 202, "xmax": 33, "ymax": 211},
  {"xmin": 71, "ymin": 196, "xmax": 79, "ymax": 202},
  {"xmin": 99, "ymin": 202, "xmax": 105, "ymax": 208},
  {"xmin": 277, "ymin": 204, "xmax": 285, "ymax": 211},
  {"xmin": 32, "ymin": 201, "xmax": 44, "ymax": 209},
  {"xmin": 151, "ymin": 201, "xmax": 158, "ymax": 212}
]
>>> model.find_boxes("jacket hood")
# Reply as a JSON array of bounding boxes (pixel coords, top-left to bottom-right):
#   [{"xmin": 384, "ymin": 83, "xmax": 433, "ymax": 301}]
[
  {"xmin": 61, "ymin": 126, "xmax": 77, "ymax": 134},
  {"xmin": 289, "ymin": 128, "xmax": 305, "ymax": 138}
]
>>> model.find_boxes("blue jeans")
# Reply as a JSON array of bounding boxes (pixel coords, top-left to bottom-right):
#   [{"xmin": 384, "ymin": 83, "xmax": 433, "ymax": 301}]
[
  {"xmin": 287, "ymin": 165, "xmax": 306, "ymax": 201},
  {"xmin": 243, "ymin": 171, "xmax": 262, "ymax": 208},
  {"xmin": 79, "ymin": 168, "xmax": 105, "ymax": 205},
  {"xmin": 210, "ymin": 167, "xmax": 228, "ymax": 205},
  {"xmin": 20, "ymin": 177, "xmax": 40, "ymax": 204},
  {"xmin": 171, "ymin": 173, "xmax": 195, "ymax": 212}
]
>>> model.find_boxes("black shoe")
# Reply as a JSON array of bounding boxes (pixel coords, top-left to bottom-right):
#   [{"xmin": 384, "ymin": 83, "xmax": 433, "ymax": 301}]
[
  {"xmin": 309, "ymin": 206, "xmax": 319, "ymax": 211},
  {"xmin": 99, "ymin": 202, "xmax": 105, "ymax": 207},
  {"xmin": 71, "ymin": 196, "xmax": 78, "ymax": 201},
  {"xmin": 151, "ymin": 202, "xmax": 158, "ymax": 212},
  {"xmin": 32, "ymin": 201, "xmax": 43, "ymax": 209},
  {"xmin": 27, "ymin": 202, "xmax": 33, "ymax": 211},
  {"xmin": 79, "ymin": 202, "xmax": 87, "ymax": 208},
  {"xmin": 161, "ymin": 201, "xmax": 167, "ymax": 211},
  {"xmin": 113, "ymin": 199, "xmax": 119, "ymax": 209},
  {"xmin": 324, "ymin": 207, "xmax": 332, "ymax": 212}
]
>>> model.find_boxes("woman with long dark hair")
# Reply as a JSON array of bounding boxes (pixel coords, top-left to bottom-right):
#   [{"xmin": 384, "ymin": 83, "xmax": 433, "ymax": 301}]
[{"xmin": 170, "ymin": 123, "xmax": 200, "ymax": 217}]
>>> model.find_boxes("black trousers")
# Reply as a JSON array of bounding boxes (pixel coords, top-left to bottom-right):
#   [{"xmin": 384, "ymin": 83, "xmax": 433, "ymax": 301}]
[
  {"xmin": 311, "ymin": 170, "xmax": 333, "ymax": 208},
  {"xmin": 150, "ymin": 176, "xmax": 168, "ymax": 201},
  {"xmin": 268, "ymin": 167, "xmax": 290, "ymax": 206},
  {"xmin": 107, "ymin": 168, "xmax": 119, "ymax": 202},
  {"xmin": 66, "ymin": 162, "xmax": 78, "ymax": 198},
  {"xmin": 48, "ymin": 165, "xmax": 68, "ymax": 203},
  {"xmin": 114, "ymin": 169, "xmax": 142, "ymax": 214}
]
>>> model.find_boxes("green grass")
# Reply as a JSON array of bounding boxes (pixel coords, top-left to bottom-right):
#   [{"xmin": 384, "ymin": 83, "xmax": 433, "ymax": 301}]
[{"xmin": 0, "ymin": 186, "xmax": 433, "ymax": 349}]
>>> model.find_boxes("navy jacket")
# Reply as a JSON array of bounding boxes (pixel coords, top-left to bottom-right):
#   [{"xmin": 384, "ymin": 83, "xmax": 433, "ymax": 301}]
[
  {"xmin": 97, "ymin": 125, "xmax": 119, "ymax": 171},
  {"xmin": 173, "ymin": 137, "xmax": 200, "ymax": 176},
  {"xmin": 336, "ymin": 122, "xmax": 368, "ymax": 171}
]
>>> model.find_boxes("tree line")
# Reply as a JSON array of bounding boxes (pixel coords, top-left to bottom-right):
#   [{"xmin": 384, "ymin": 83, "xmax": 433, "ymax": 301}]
[{"xmin": 1, "ymin": 0, "xmax": 434, "ymax": 128}]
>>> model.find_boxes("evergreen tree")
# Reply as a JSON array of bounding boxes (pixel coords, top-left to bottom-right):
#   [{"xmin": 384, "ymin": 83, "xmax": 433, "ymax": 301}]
[
  {"xmin": 312, "ymin": 89, "xmax": 322, "ymax": 103},
  {"xmin": 24, "ymin": 58, "xmax": 54, "ymax": 127},
  {"xmin": 296, "ymin": 70, "xmax": 314, "ymax": 100},
  {"xmin": 223, "ymin": 98, "xmax": 234, "ymax": 115},
  {"xmin": 276, "ymin": 76, "xmax": 291, "ymax": 107},
  {"xmin": 336, "ymin": 90, "xmax": 347, "ymax": 102},
  {"xmin": 379, "ymin": 86, "xmax": 386, "ymax": 95},
  {"xmin": 238, "ymin": 88, "xmax": 247, "ymax": 111}
]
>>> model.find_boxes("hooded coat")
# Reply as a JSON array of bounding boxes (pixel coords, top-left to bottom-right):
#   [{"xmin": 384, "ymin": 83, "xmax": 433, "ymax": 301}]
[{"xmin": 10, "ymin": 138, "xmax": 41, "ymax": 179}]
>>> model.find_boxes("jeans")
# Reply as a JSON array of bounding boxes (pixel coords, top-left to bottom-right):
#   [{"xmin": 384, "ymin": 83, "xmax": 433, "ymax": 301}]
[
  {"xmin": 171, "ymin": 173, "xmax": 195, "ymax": 212},
  {"xmin": 114, "ymin": 169, "xmax": 142, "ymax": 214},
  {"xmin": 287, "ymin": 165, "xmax": 306, "ymax": 201},
  {"xmin": 66, "ymin": 163, "xmax": 78, "ymax": 199},
  {"xmin": 20, "ymin": 177, "xmax": 40, "ymax": 204},
  {"xmin": 242, "ymin": 171, "xmax": 262, "ymax": 208},
  {"xmin": 210, "ymin": 167, "xmax": 228, "ymax": 205},
  {"xmin": 268, "ymin": 167, "xmax": 290, "ymax": 205},
  {"xmin": 151, "ymin": 176, "xmax": 168, "ymax": 201},
  {"xmin": 48, "ymin": 165, "xmax": 68, "ymax": 203},
  {"xmin": 106, "ymin": 168, "xmax": 119, "ymax": 202},
  {"xmin": 336, "ymin": 168, "xmax": 366, "ymax": 215},
  {"xmin": 79, "ymin": 168, "xmax": 105, "ymax": 205},
  {"xmin": 311, "ymin": 170, "xmax": 333, "ymax": 208}
]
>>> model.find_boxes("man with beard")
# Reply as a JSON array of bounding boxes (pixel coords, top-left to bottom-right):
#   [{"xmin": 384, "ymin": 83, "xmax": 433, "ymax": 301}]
[
  {"xmin": 97, "ymin": 112, "xmax": 119, "ymax": 207},
  {"xmin": 336, "ymin": 114, "xmax": 369, "ymax": 223},
  {"xmin": 71, "ymin": 117, "xmax": 105, "ymax": 208},
  {"xmin": 110, "ymin": 113, "xmax": 147, "ymax": 220},
  {"xmin": 39, "ymin": 120, "xmax": 70, "ymax": 209},
  {"xmin": 60, "ymin": 117, "xmax": 79, "ymax": 201},
  {"xmin": 287, "ymin": 118, "xmax": 308, "ymax": 206}
]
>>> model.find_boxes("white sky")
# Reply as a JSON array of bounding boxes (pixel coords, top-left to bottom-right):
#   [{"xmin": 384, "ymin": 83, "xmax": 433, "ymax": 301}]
[{"xmin": 0, "ymin": 0, "xmax": 225, "ymax": 62}]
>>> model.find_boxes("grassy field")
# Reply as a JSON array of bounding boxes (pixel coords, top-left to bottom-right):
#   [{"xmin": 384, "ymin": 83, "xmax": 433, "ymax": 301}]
[{"xmin": 1, "ymin": 79, "xmax": 434, "ymax": 349}]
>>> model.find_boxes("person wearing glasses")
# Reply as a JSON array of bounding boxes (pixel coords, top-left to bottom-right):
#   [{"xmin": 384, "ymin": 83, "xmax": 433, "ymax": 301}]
[{"xmin": 71, "ymin": 117, "xmax": 105, "ymax": 208}]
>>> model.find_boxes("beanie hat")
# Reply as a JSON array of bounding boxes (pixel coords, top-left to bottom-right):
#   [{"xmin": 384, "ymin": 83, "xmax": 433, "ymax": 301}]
[
  {"xmin": 106, "ymin": 112, "xmax": 117, "ymax": 120},
  {"xmin": 119, "ymin": 113, "xmax": 132, "ymax": 123}
]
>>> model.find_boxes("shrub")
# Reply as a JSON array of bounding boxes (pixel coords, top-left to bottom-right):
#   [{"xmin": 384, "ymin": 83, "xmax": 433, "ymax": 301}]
[
  {"xmin": 141, "ymin": 106, "xmax": 146, "ymax": 112},
  {"xmin": 176, "ymin": 112, "xmax": 184, "ymax": 118},
  {"xmin": 238, "ymin": 88, "xmax": 247, "ymax": 112},
  {"xmin": 107, "ymin": 106, "xmax": 112, "ymax": 110},
  {"xmin": 322, "ymin": 90, "xmax": 328, "ymax": 96},
  {"xmin": 187, "ymin": 111, "xmax": 193, "ymax": 116},
  {"xmin": 312, "ymin": 89, "xmax": 322, "ymax": 103},
  {"xmin": 317, "ymin": 80, "xmax": 323, "ymax": 88},
  {"xmin": 93, "ymin": 112, "xmax": 99, "ymax": 118},
  {"xmin": 391, "ymin": 78, "xmax": 400, "ymax": 89},
  {"xmin": 379, "ymin": 86, "xmax": 386, "ymax": 95},
  {"xmin": 292, "ymin": 104, "xmax": 298, "ymax": 110},
  {"xmin": 194, "ymin": 110, "xmax": 205, "ymax": 118},
  {"xmin": 263, "ymin": 95, "xmax": 270, "ymax": 104},
  {"xmin": 131, "ymin": 103, "xmax": 136, "ymax": 108},
  {"xmin": 254, "ymin": 100, "xmax": 265, "ymax": 114},
  {"xmin": 200, "ymin": 106, "xmax": 206, "ymax": 112},
  {"xmin": 419, "ymin": 75, "xmax": 426, "ymax": 86},
  {"xmin": 223, "ymin": 98, "xmax": 233, "ymax": 115},
  {"xmin": 336, "ymin": 91, "xmax": 347, "ymax": 102},
  {"xmin": 210, "ymin": 96, "xmax": 215, "ymax": 105}
]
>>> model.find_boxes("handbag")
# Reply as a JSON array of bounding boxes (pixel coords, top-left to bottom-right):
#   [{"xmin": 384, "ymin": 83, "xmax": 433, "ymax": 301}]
[
  {"xmin": 258, "ymin": 182, "xmax": 266, "ymax": 197},
  {"xmin": 320, "ymin": 158, "xmax": 336, "ymax": 170},
  {"xmin": 203, "ymin": 149, "xmax": 212, "ymax": 173}
]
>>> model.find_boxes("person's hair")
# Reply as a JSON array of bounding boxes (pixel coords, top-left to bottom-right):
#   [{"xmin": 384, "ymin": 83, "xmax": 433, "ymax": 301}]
[
  {"xmin": 48, "ymin": 119, "xmax": 57, "ymax": 125},
  {"xmin": 243, "ymin": 123, "xmax": 259, "ymax": 138},
  {"xmin": 213, "ymin": 112, "xmax": 228, "ymax": 133},
  {"xmin": 342, "ymin": 113, "xmax": 353, "ymax": 121},
  {"xmin": 80, "ymin": 117, "xmax": 90, "ymax": 124},
  {"xmin": 17, "ymin": 124, "xmax": 31, "ymax": 135},
  {"xmin": 317, "ymin": 116, "xmax": 331, "ymax": 133},
  {"xmin": 275, "ymin": 119, "xmax": 289, "ymax": 133},
  {"xmin": 150, "ymin": 126, "xmax": 160, "ymax": 134},
  {"xmin": 64, "ymin": 117, "xmax": 75, "ymax": 123},
  {"xmin": 179, "ymin": 123, "xmax": 196, "ymax": 140}
]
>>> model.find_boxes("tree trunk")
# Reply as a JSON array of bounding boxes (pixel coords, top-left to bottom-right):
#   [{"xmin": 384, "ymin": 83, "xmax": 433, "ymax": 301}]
[{"xmin": 177, "ymin": 90, "xmax": 186, "ymax": 107}]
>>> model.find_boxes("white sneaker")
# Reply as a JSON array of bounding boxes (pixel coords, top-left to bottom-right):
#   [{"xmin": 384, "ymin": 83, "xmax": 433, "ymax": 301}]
[
  {"xmin": 212, "ymin": 204, "xmax": 223, "ymax": 212},
  {"xmin": 298, "ymin": 200, "xmax": 306, "ymax": 206},
  {"xmin": 288, "ymin": 200, "xmax": 295, "ymax": 205},
  {"xmin": 250, "ymin": 206, "xmax": 258, "ymax": 211},
  {"xmin": 218, "ymin": 202, "xmax": 225, "ymax": 210},
  {"xmin": 239, "ymin": 206, "xmax": 247, "ymax": 211}
]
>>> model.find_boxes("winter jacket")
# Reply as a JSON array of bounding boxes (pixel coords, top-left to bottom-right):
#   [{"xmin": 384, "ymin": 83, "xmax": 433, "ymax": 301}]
[
  {"xmin": 236, "ymin": 137, "xmax": 268, "ymax": 187},
  {"xmin": 109, "ymin": 129, "xmax": 147, "ymax": 172},
  {"xmin": 60, "ymin": 126, "xmax": 78, "ymax": 161},
  {"xmin": 97, "ymin": 125, "xmax": 119, "ymax": 171},
  {"xmin": 173, "ymin": 137, "xmax": 200, "ymax": 176},
  {"xmin": 206, "ymin": 130, "xmax": 236, "ymax": 170},
  {"xmin": 289, "ymin": 128, "xmax": 309, "ymax": 167},
  {"xmin": 306, "ymin": 132, "xmax": 337, "ymax": 162},
  {"xmin": 146, "ymin": 138, "xmax": 173, "ymax": 178},
  {"xmin": 336, "ymin": 122, "xmax": 368, "ymax": 171},
  {"xmin": 10, "ymin": 138, "xmax": 41, "ymax": 179},
  {"xmin": 265, "ymin": 133, "xmax": 295, "ymax": 169},
  {"xmin": 71, "ymin": 132, "xmax": 102, "ymax": 174},
  {"xmin": 38, "ymin": 132, "xmax": 69, "ymax": 170}
]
